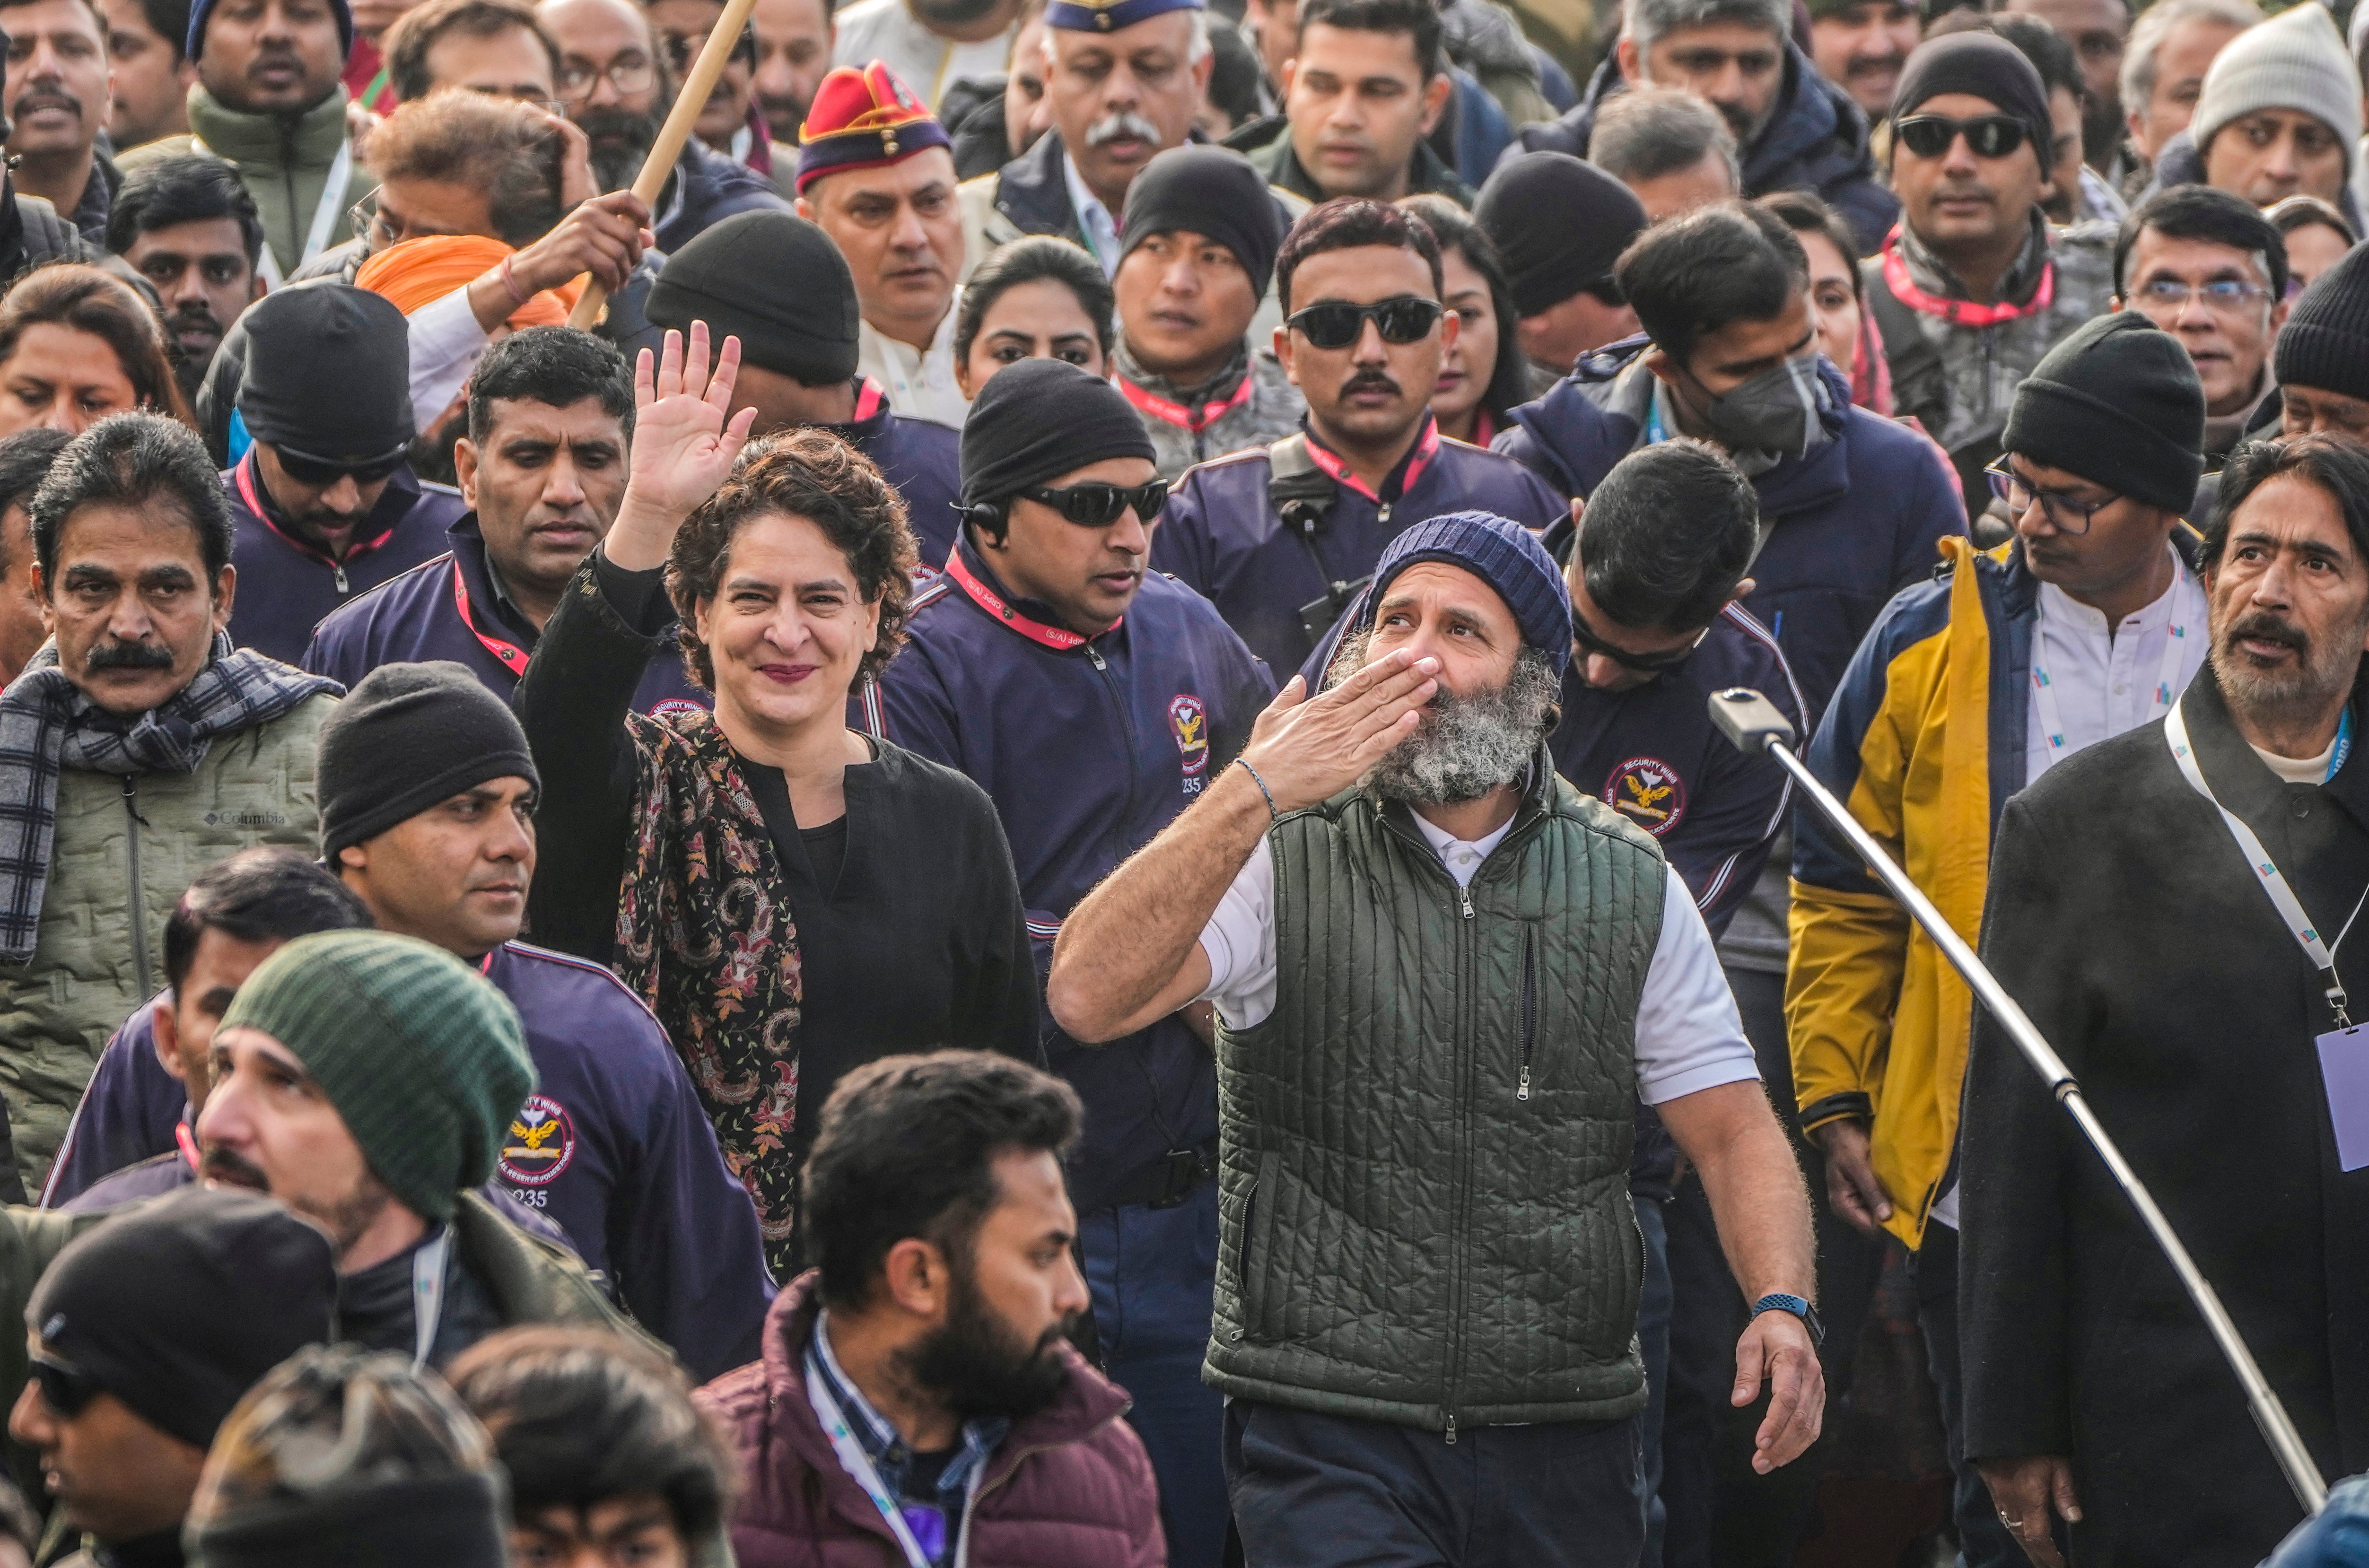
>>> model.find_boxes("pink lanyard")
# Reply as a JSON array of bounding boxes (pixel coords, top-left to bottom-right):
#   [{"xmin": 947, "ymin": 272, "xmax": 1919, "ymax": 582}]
[
  {"xmin": 1118, "ymin": 371, "xmax": 1256, "ymax": 434},
  {"xmin": 1879, "ymin": 226, "xmax": 2056, "ymax": 329}
]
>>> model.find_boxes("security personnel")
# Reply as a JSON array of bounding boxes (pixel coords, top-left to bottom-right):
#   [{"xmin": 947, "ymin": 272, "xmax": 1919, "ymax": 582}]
[
  {"xmin": 301, "ymin": 329, "xmax": 706, "ymax": 718},
  {"xmin": 644, "ymin": 210, "xmax": 964, "ymax": 563},
  {"xmin": 1154, "ymin": 197, "xmax": 1565, "ymax": 675},
  {"xmin": 223, "ymin": 284, "xmax": 464, "ymax": 663},
  {"xmin": 864, "ymin": 357, "xmax": 1273, "ymax": 1568}
]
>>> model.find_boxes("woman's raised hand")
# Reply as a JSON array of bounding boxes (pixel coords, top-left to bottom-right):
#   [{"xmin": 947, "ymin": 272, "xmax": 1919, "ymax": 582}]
[{"xmin": 624, "ymin": 322, "xmax": 761, "ymax": 524}]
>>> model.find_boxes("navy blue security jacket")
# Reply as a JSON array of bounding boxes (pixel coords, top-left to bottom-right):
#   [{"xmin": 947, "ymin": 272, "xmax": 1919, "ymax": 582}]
[
  {"xmin": 862, "ymin": 533, "xmax": 1275, "ymax": 1213},
  {"xmin": 837, "ymin": 379, "xmax": 963, "ymax": 567},
  {"xmin": 222, "ymin": 453, "xmax": 466, "ymax": 664},
  {"xmin": 301, "ymin": 514, "xmax": 708, "ymax": 718},
  {"xmin": 1495, "ymin": 343, "xmax": 1966, "ymax": 723},
  {"xmin": 43, "ymin": 941, "xmax": 776, "ymax": 1380},
  {"xmin": 1152, "ymin": 414, "xmax": 1568, "ymax": 676}
]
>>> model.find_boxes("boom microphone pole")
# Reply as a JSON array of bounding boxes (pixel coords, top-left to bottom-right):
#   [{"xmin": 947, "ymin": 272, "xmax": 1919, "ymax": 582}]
[{"xmin": 1707, "ymin": 686, "xmax": 2330, "ymax": 1518}]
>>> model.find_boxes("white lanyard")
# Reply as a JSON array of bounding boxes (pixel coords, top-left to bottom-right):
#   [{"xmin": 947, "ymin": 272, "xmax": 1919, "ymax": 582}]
[
  {"xmin": 804, "ymin": 1353, "xmax": 979, "ymax": 1568},
  {"xmin": 218, "ymin": 137, "xmax": 350, "ymax": 288},
  {"xmin": 411, "ymin": 1228, "xmax": 450, "ymax": 1369},
  {"xmin": 2030, "ymin": 557, "xmax": 2194, "ymax": 770},
  {"xmin": 2165, "ymin": 692, "xmax": 2354, "ymax": 1027}
]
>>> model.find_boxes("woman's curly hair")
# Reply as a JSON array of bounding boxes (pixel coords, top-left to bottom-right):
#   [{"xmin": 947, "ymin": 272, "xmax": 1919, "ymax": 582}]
[{"xmin": 665, "ymin": 428, "xmax": 919, "ymax": 691}]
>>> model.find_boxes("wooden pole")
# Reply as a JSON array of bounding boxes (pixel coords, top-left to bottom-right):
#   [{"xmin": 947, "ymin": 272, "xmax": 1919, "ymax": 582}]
[{"xmin": 565, "ymin": 0, "xmax": 761, "ymax": 330}]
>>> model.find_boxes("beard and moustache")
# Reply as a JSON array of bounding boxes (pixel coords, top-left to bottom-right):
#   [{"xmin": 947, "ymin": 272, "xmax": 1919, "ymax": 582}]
[
  {"xmin": 892, "ymin": 1255, "xmax": 1078, "ymax": 1423},
  {"xmin": 577, "ymin": 105, "xmax": 665, "ymax": 193},
  {"xmin": 201, "ymin": 1144, "xmax": 395, "ymax": 1259},
  {"xmin": 2210, "ymin": 602, "xmax": 2369, "ymax": 730},
  {"xmin": 1329, "ymin": 628, "xmax": 1560, "ymax": 806}
]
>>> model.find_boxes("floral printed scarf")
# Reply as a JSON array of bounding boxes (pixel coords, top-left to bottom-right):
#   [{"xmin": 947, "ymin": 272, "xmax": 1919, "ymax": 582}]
[{"xmin": 614, "ymin": 706, "xmax": 806, "ymax": 1274}]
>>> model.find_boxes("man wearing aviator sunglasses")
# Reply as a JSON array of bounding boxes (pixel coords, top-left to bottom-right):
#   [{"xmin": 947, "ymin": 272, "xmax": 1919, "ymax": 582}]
[
  {"xmin": 1154, "ymin": 197, "xmax": 1565, "ymax": 674},
  {"xmin": 871, "ymin": 357, "xmax": 1275, "ymax": 1568},
  {"xmin": 9, "ymin": 1188, "xmax": 339, "ymax": 1568},
  {"xmin": 1865, "ymin": 32, "xmax": 2117, "ymax": 515},
  {"xmin": 222, "ymin": 283, "xmax": 467, "ymax": 663}
]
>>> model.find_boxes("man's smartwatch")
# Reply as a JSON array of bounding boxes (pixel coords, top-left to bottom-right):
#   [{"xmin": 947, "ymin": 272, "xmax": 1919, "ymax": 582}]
[{"xmin": 1750, "ymin": 1292, "xmax": 1826, "ymax": 1347}]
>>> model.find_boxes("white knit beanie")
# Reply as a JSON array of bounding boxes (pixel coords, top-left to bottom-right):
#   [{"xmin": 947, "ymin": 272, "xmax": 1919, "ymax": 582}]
[{"xmin": 2190, "ymin": 2, "xmax": 2362, "ymax": 176}]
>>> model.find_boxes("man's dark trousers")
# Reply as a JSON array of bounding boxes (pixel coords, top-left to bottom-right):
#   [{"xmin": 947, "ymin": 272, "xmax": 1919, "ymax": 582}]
[
  {"xmin": 1224, "ymin": 1399, "xmax": 1646, "ymax": 1566},
  {"xmin": 1082, "ymin": 1180, "xmax": 1227, "ymax": 1568},
  {"xmin": 1913, "ymin": 1222, "xmax": 2020, "ymax": 1568}
]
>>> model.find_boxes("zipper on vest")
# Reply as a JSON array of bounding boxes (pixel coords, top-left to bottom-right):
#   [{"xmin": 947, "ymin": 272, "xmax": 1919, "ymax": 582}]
[
  {"xmin": 1518, "ymin": 926, "xmax": 1536, "ymax": 1101},
  {"xmin": 121, "ymin": 776, "xmax": 151, "ymax": 997},
  {"xmin": 1458, "ymin": 881, "xmax": 1473, "ymax": 920},
  {"xmin": 333, "ymin": 561, "xmax": 350, "ymax": 594},
  {"xmin": 1443, "ymin": 1411, "xmax": 1456, "ymax": 1445}
]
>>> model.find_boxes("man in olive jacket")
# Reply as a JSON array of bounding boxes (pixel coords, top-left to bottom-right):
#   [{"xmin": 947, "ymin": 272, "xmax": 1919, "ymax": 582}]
[
  {"xmin": 116, "ymin": 0, "xmax": 376, "ymax": 283},
  {"xmin": 1052, "ymin": 513, "xmax": 1823, "ymax": 1566},
  {"xmin": 0, "ymin": 414, "xmax": 336, "ymax": 1200},
  {"xmin": 1962, "ymin": 433, "xmax": 2369, "ymax": 1567}
]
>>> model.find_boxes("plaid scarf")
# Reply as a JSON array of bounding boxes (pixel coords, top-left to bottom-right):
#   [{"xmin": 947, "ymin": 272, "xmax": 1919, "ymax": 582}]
[{"xmin": 0, "ymin": 633, "xmax": 341, "ymax": 960}]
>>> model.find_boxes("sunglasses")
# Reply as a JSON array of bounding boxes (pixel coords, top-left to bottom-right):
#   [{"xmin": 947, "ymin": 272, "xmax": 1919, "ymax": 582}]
[
  {"xmin": 1285, "ymin": 296, "xmax": 1444, "ymax": 350},
  {"xmin": 30, "ymin": 1353, "xmax": 98, "ymax": 1418},
  {"xmin": 270, "ymin": 444, "xmax": 408, "ymax": 488},
  {"xmin": 1571, "ymin": 605, "xmax": 1707, "ymax": 676},
  {"xmin": 1020, "ymin": 479, "xmax": 1170, "ymax": 528},
  {"xmin": 1894, "ymin": 113, "xmax": 2030, "ymax": 160}
]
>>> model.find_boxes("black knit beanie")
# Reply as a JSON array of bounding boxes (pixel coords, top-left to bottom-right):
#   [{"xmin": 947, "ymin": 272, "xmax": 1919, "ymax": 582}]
[
  {"xmin": 960, "ymin": 357, "xmax": 1156, "ymax": 508},
  {"xmin": 236, "ymin": 285, "xmax": 414, "ymax": 463},
  {"xmin": 646, "ymin": 211, "xmax": 860, "ymax": 385},
  {"xmin": 2276, "ymin": 240, "xmax": 2369, "ymax": 403},
  {"xmin": 1475, "ymin": 152, "xmax": 1647, "ymax": 318},
  {"xmin": 1890, "ymin": 32, "xmax": 2053, "ymax": 178},
  {"xmin": 2001, "ymin": 312, "xmax": 2204, "ymax": 514},
  {"xmin": 28, "ymin": 1188, "xmax": 336, "ymax": 1453},
  {"xmin": 1119, "ymin": 146, "xmax": 1286, "ymax": 304},
  {"xmin": 318, "ymin": 662, "xmax": 542, "ymax": 862}
]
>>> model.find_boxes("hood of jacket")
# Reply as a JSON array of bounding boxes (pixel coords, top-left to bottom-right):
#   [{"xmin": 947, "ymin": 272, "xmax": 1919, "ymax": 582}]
[
  {"xmin": 186, "ymin": 82, "xmax": 350, "ymax": 168},
  {"xmin": 1505, "ymin": 333, "xmax": 1859, "ymax": 516},
  {"xmin": 2145, "ymin": 128, "xmax": 2368, "ymax": 232}
]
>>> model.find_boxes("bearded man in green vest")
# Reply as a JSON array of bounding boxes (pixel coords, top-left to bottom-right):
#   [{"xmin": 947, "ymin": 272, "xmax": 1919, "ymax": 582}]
[{"xmin": 1051, "ymin": 510, "xmax": 1823, "ymax": 1567}]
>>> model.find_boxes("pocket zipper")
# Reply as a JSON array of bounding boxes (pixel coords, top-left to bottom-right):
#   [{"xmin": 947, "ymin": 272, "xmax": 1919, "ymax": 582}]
[{"xmin": 1518, "ymin": 926, "xmax": 1537, "ymax": 1101}]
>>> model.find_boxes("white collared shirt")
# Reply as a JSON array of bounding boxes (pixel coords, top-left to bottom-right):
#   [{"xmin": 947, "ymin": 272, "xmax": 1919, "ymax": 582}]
[
  {"xmin": 858, "ymin": 291, "xmax": 971, "ymax": 430},
  {"xmin": 2023, "ymin": 542, "xmax": 2210, "ymax": 789},
  {"xmin": 830, "ymin": 0, "xmax": 1015, "ymax": 110},
  {"xmin": 1194, "ymin": 811, "xmax": 1762, "ymax": 1106},
  {"xmin": 1061, "ymin": 150, "xmax": 1122, "ymax": 275}
]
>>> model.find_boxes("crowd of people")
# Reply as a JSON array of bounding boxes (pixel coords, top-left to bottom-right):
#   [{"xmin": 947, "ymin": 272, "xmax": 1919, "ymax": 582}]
[{"xmin": 0, "ymin": 0, "xmax": 2360, "ymax": 1558}]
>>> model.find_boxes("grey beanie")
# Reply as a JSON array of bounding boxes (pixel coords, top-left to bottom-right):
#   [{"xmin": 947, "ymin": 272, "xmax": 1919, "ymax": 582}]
[{"xmin": 2191, "ymin": 3, "xmax": 2361, "ymax": 178}]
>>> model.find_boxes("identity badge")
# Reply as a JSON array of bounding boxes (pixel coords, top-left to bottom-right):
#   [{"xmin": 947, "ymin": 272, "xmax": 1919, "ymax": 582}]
[{"xmin": 2316, "ymin": 1025, "xmax": 2369, "ymax": 1171}]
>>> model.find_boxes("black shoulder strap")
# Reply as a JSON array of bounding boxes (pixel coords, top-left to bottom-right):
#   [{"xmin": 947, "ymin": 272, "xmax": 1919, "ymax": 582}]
[
  {"xmin": 1267, "ymin": 432, "xmax": 1336, "ymax": 535},
  {"xmin": 1863, "ymin": 258, "xmax": 1945, "ymax": 432}
]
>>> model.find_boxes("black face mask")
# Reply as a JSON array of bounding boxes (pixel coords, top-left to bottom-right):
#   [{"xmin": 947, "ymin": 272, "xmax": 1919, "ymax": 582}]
[{"xmin": 1699, "ymin": 353, "xmax": 1832, "ymax": 460}]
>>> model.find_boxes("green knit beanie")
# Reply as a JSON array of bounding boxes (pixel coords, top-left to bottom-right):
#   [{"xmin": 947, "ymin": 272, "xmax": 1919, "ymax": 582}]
[{"xmin": 218, "ymin": 931, "xmax": 535, "ymax": 1222}]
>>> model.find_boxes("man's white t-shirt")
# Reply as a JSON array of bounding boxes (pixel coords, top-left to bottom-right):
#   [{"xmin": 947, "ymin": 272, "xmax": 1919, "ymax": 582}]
[
  {"xmin": 830, "ymin": 0, "xmax": 1015, "ymax": 110},
  {"xmin": 1194, "ymin": 809, "xmax": 1762, "ymax": 1106}
]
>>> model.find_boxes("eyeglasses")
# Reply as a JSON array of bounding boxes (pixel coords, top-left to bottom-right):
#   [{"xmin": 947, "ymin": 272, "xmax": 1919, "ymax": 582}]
[
  {"xmin": 555, "ymin": 56, "xmax": 657, "ymax": 102},
  {"xmin": 2136, "ymin": 277, "xmax": 2273, "ymax": 314},
  {"xmin": 1285, "ymin": 296, "xmax": 1444, "ymax": 350},
  {"xmin": 660, "ymin": 23, "xmax": 756, "ymax": 74},
  {"xmin": 1019, "ymin": 479, "xmax": 1169, "ymax": 527},
  {"xmin": 1984, "ymin": 456, "xmax": 2119, "ymax": 534},
  {"xmin": 271, "ymin": 442, "xmax": 409, "ymax": 488},
  {"xmin": 30, "ymin": 1353, "xmax": 98, "ymax": 1418},
  {"xmin": 1894, "ymin": 113, "xmax": 2030, "ymax": 160},
  {"xmin": 1571, "ymin": 604, "xmax": 1708, "ymax": 676}
]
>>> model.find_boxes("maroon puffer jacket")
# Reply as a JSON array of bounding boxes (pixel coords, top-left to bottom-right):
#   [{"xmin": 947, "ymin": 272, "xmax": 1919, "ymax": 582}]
[{"xmin": 697, "ymin": 1272, "xmax": 1168, "ymax": 1568}]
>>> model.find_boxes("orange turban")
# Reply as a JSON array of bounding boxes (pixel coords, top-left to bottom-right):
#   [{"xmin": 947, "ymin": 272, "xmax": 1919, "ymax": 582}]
[{"xmin": 353, "ymin": 235, "xmax": 586, "ymax": 329}]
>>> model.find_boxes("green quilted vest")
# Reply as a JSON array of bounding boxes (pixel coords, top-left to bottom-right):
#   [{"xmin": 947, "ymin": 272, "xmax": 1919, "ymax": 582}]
[{"xmin": 1205, "ymin": 755, "xmax": 1665, "ymax": 1434}]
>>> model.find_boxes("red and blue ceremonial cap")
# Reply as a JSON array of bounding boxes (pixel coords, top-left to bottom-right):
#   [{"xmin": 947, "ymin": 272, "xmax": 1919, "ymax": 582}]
[
  {"xmin": 795, "ymin": 61, "xmax": 953, "ymax": 194},
  {"xmin": 1046, "ymin": 0, "xmax": 1203, "ymax": 33}
]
